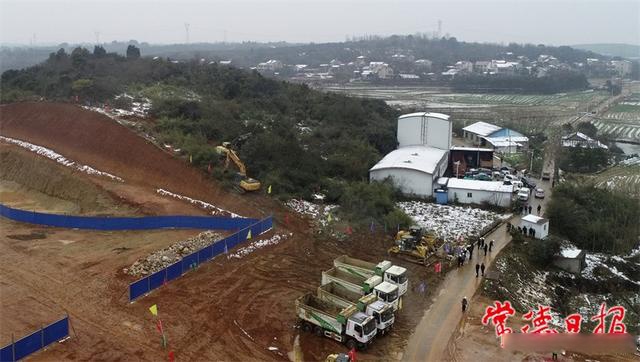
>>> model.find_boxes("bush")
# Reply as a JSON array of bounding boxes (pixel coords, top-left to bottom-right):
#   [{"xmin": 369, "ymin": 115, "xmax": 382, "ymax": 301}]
[
  {"xmin": 383, "ymin": 208, "xmax": 414, "ymax": 231},
  {"xmin": 522, "ymin": 235, "xmax": 561, "ymax": 267},
  {"xmin": 546, "ymin": 183, "xmax": 639, "ymax": 253}
]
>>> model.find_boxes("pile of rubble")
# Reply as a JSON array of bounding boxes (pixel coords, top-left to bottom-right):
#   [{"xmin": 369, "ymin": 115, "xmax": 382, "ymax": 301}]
[
  {"xmin": 397, "ymin": 201, "xmax": 501, "ymax": 241},
  {"xmin": 124, "ymin": 230, "xmax": 222, "ymax": 277}
]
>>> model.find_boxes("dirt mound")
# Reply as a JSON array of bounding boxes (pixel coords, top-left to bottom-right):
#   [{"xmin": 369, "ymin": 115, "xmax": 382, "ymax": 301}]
[
  {"xmin": 0, "ymin": 102, "xmax": 258, "ymax": 218},
  {"xmin": 0, "ymin": 145, "xmax": 133, "ymax": 214}
]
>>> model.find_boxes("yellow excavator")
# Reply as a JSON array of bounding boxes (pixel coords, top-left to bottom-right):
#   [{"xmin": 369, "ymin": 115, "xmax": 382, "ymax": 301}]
[
  {"xmin": 388, "ymin": 226, "xmax": 437, "ymax": 265},
  {"xmin": 215, "ymin": 142, "xmax": 261, "ymax": 192}
]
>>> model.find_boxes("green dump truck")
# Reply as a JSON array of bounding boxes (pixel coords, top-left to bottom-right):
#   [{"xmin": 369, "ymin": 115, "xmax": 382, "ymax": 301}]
[{"xmin": 296, "ymin": 292, "xmax": 377, "ymax": 350}]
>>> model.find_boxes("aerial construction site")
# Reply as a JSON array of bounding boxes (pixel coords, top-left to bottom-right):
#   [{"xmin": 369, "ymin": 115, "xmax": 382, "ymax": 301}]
[{"xmin": 0, "ymin": 102, "xmax": 455, "ymax": 361}]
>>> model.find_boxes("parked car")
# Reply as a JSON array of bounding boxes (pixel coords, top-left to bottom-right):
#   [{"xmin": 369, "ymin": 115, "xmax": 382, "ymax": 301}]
[
  {"xmin": 504, "ymin": 174, "xmax": 519, "ymax": 182},
  {"xmin": 534, "ymin": 188, "xmax": 545, "ymax": 199},
  {"xmin": 517, "ymin": 188, "xmax": 530, "ymax": 201},
  {"xmin": 492, "ymin": 171, "xmax": 503, "ymax": 180},
  {"xmin": 522, "ymin": 177, "xmax": 537, "ymax": 189},
  {"xmin": 475, "ymin": 173, "xmax": 492, "ymax": 181},
  {"xmin": 541, "ymin": 171, "xmax": 551, "ymax": 180},
  {"xmin": 512, "ymin": 181, "xmax": 524, "ymax": 193}
]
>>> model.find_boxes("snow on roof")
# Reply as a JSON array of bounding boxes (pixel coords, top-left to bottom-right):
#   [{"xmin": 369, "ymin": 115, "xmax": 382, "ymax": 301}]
[
  {"xmin": 522, "ymin": 214, "xmax": 548, "ymax": 224},
  {"xmin": 462, "ymin": 121, "xmax": 502, "ymax": 137},
  {"xmin": 483, "ymin": 139, "xmax": 521, "ymax": 147},
  {"xmin": 398, "ymin": 112, "xmax": 450, "ymax": 121},
  {"xmin": 446, "ymin": 178, "xmax": 513, "ymax": 193},
  {"xmin": 562, "ymin": 132, "xmax": 608, "ymax": 149},
  {"xmin": 560, "ymin": 247, "xmax": 583, "ymax": 258},
  {"xmin": 450, "ymin": 146, "xmax": 494, "ymax": 152},
  {"xmin": 369, "ymin": 146, "xmax": 448, "ymax": 175}
]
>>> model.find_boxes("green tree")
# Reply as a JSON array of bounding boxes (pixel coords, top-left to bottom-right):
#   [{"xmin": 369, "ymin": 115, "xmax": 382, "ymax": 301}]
[{"xmin": 126, "ymin": 45, "xmax": 141, "ymax": 59}]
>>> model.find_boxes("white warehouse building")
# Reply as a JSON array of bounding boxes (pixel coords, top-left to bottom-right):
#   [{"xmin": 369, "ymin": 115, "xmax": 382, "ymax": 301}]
[
  {"xmin": 369, "ymin": 112, "xmax": 451, "ymax": 198},
  {"xmin": 369, "ymin": 146, "xmax": 449, "ymax": 198},
  {"xmin": 445, "ymin": 178, "xmax": 513, "ymax": 207}
]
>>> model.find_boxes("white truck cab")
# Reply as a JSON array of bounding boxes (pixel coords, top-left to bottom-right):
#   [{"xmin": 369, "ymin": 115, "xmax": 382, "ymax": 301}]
[
  {"xmin": 383, "ymin": 265, "xmax": 408, "ymax": 295},
  {"xmin": 374, "ymin": 281, "xmax": 400, "ymax": 311},
  {"xmin": 366, "ymin": 299, "xmax": 394, "ymax": 332},
  {"xmin": 346, "ymin": 311, "xmax": 378, "ymax": 345}
]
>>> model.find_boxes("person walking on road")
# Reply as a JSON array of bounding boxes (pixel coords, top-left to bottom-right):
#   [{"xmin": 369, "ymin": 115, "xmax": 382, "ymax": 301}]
[
  {"xmin": 475, "ymin": 263, "xmax": 480, "ymax": 277},
  {"xmin": 481, "ymin": 263, "xmax": 486, "ymax": 276},
  {"xmin": 537, "ymin": 204, "xmax": 542, "ymax": 215},
  {"xmin": 468, "ymin": 245, "xmax": 474, "ymax": 259},
  {"xmin": 489, "ymin": 240, "xmax": 494, "ymax": 252},
  {"xmin": 483, "ymin": 244, "xmax": 488, "ymax": 256},
  {"xmin": 461, "ymin": 297, "xmax": 468, "ymax": 312},
  {"xmin": 528, "ymin": 205, "xmax": 532, "ymax": 214}
]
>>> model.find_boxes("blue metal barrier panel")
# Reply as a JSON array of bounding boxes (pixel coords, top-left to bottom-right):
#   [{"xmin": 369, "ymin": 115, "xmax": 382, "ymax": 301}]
[
  {"xmin": 182, "ymin": 253, "xmax": 198, "ymax": 273},
  {"xmin": 263, "ymin": 217, "xmax": 273, "ymax": 231},
  {"xmin": 0, "ymin": 344, "xmax": 13, "ymax": 362},
  {"xmin": 166, "ymin": 261, "xmax": 182, "ymax": 281},
  {"xmin": 149, "ymin": 270, "xmax": 166, "ymax": 290},
  {"xmin": 211, "ymin": 239, "xmax": 226, "ymax": 256},
  {"xmin": 250, "ymin": 223, "xmax": 262, "ymax": 238},
  {"xmin": 43, "ymin": 318, "xmax": 69, "ymax": 347},
  {"xmin": 129, "ymin": 278, "xmax": 150, "ymax": 301},
  {"xmin": 198, "ymin": 245, "xmax": 213, "ymax": 263},
  {"xmin": 14, "ymin": 330, "xmax": 42, "ymax": 361}
]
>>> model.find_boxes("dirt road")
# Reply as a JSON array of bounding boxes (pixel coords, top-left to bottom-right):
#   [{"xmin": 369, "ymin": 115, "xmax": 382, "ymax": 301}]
[{"xmin": 401, "ymin": 221, "xmax": 515, "ymax": 361}]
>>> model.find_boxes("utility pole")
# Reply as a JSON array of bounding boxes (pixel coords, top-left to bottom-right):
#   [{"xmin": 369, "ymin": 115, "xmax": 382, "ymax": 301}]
[
  {"xmin": 529, "ymin": 149, "xmax": 534, "ymax": 174},
  {"xmin": 184, "ymin": 23, "xmax": 190, "ymax": 44}
]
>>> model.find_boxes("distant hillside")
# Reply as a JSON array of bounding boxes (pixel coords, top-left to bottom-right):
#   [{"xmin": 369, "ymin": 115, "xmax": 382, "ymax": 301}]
[
  {"xmin": 572, "ymin": 43, "xmax": 640, "ymax": 59},
  {"xmin": 1, "ymin": 35, "xmax": 606, "ymax": 73}
]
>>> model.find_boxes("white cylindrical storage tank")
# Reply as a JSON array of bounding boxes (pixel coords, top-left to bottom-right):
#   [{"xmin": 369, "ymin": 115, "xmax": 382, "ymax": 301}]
[{"xmin": 397, "ymin": 112, "xmax": 452, "ymax": 150}]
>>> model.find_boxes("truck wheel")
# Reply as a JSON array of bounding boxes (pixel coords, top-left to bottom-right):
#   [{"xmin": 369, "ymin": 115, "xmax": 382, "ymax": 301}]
[
  {"xmin": 313, "ymin": 325, "xmax": 323, "ymax": 337},
  {"xmin": 301, "ymin": 322, "xmax": 312, "ymax": 333},
  {"xmin": 346, "ymin": 339, "xmax": 357, "ymax": 350}
]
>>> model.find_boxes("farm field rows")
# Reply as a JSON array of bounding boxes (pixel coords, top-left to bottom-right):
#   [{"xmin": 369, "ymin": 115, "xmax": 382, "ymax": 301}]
[
  {"xmin": 592, "ymin": 157, "xmax": 640, "ymax": 197},
  {"xmin": 593, "ymin": 93, "xmax": 640, "ymax": 141}
]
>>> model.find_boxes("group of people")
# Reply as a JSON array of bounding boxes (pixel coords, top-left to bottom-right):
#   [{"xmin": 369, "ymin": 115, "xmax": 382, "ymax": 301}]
[
  {"xmin": 516, "ymin": 226, "xmax": 536, "ymax": 238},
  {"xmin": 456, "ymin": 237, "xmax": 494, "ymax": 267},
  {"xmin": 519, "ymin": 204, "xmax": 542, "ymax": 215}
]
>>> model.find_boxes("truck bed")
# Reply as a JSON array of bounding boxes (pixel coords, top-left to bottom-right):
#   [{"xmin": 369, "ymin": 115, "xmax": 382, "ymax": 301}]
[
  {"xmin": 324, "ymin": 267, "xmax": 366, "ymax": 285},
  {"xmin": 335, "ymin": 255, "xmax": 376, "ymax": 270}
]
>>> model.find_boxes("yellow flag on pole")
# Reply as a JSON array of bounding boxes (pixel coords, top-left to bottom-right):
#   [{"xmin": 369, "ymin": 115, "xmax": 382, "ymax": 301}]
[
  {"xmin": 149, "ymin": 304, "xmax": 158, "ymax": 316},
  {"xmin": 189, "ymin": 154, "xmax": 193, "ymax": 163},
  {"xmin": 247, "ymin": 230, "xmax": 252, "ymax": 240},
  {"xmin": 267, "ymin": 185, "xmax": 272, "ymax": 194},
  {"xmin": 328, "ymin": 213, "xmax": 332, "ymax": 222}
]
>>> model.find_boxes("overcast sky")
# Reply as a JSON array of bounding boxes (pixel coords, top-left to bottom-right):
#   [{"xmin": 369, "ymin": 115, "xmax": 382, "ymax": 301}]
[{"xmin": 1, "ymin": 0, "xmax": 638, "ymax": 46}]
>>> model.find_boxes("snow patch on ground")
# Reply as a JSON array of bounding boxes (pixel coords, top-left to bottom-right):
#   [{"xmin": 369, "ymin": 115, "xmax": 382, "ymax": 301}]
[
  {"xmin": 397, "ymin": 201, "xmax": 502, "ymax": 241},
  {"xmin": 230, "ymin": 233, "xmax": 293, "ymax": 259},
  {"xmin": 620, "ymin": 156, "xmax": 640, "ymax": 166},
  {"xmin": 582, "ymin": 253, "xmax": 639, "ymax": 286},
  {"xmin": 156, "ymin": 188, "xmax": 241, "ymax": 218},
  {"xmin": 286, "ymin": 199, "xmax": 338, "ymax": 228},
  {"xmin": 0, "ymin": 135, "xmax": 124, "ymax": 182}
]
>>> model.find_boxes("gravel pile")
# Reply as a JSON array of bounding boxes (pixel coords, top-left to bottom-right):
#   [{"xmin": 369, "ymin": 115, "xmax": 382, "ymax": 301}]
[{"xmin": 124, "ymin": 230, "xmax": 222, "ymax": 277}]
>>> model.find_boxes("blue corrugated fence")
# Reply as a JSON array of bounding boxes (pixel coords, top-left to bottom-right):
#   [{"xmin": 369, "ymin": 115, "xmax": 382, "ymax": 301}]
[
  {"xmin": 0, "ymin": 204, "xmax": 257, "ymax": 231},
  {"xmin": 128, "ymin": 216, "xmax": 273, "ymax": 301},
  {"xmin": 0, "ymin": 317, "xmax": 69, "ymax": 361}
]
